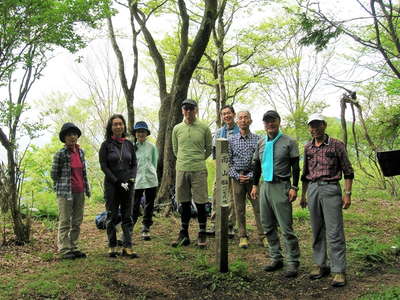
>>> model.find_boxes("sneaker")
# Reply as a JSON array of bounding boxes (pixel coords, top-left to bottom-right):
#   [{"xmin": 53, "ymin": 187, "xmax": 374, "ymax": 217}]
[
  {"xmin": 239, "ymin": 237, "xmax": 249, "ymax": 249},
  {"xmin": 309, "ymin": 265, "xmax": 331, "ymax": 280},
  {"xmin": 331, "ymin": 273, "xmax": 346, "ymax": 287},
  {"xmin": 108, "ymin": 247, "xmax": 119, "ymax": 258},
  {"xmin": 121, "ymin": 247, "xmax": 138, "ymax": 258},
  {"xmin": 72, "ymin": 250, "xmax": 87, "ymax": 258},
  {"xmin": 197, "ymin": 232, "xmax": 207, "ymax": 249},
  {"xmin": 171, "ymin": 230, "xmax": 190, "ymax": 247},
  {"xmin": 284, "ymin": 264, "xmax": 299, "ymax": 278},
  {"xmin": 142, "ymin": 231, "xmax": 151, "ymax": 241},
  {"xmin": 228, "ymin": 227, "xmax": 235, "ymax": 239},
  {"xmin": 263, "ymin": 260, "xmax": 284, "ymax": 272},
  {"xmin": 61, "ymin": 251, "xmax": 75, "ymax": 260}
]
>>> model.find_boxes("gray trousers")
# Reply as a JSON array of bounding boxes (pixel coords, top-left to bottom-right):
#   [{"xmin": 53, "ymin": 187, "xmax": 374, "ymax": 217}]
[
  {"xmin": 260, "ymin": 181, "xmax": 300, "ymax": 266},
  {"xmin": 57, "ymin": 193, "xmax": 85, "ymax": 254},
  {"xmin": 307, "ymin": 182, "xmax": 346, "ymax": 273}
]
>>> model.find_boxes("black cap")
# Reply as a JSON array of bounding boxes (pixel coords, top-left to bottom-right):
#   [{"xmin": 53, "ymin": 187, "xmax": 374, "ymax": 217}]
[
  {"xmin": 181, "ymin": 99, "xmax": 198, "ymax": 107},
  {"xmin": 59, "ymin": 123, "xmax": 81, "ymax": 142},
  {"xmin": 262, "ymin": 110, "xmax": 281, "ymax": 122}
]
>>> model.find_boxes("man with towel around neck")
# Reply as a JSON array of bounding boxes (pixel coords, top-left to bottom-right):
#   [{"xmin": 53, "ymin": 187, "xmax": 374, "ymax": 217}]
[{"xmin": 251, "ymin": 110, "xmax": 301, "ymax": 278}]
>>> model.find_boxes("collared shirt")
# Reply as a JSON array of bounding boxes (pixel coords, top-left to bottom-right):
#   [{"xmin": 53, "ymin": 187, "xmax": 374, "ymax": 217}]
[
  {"xmin": 252, "ymin": 134, "xmax": 299, "ymax": 180},
  {"xmin": 228, "ymin": 131, "xmax": 260, "ymax": 181},
  {"xmin": 135, "ymin": 140, "xmax": 158, "ymax": 189},
  {"xmin": 212, "ymin": 123, "xmax": 240, "ymax": 159},
  {"xmin": 172, "ymin": 119, "xmax": 212, "ymax": 171},
  {"xmin": 301, "ymin": 134, "xmax": 354, "ymax": 182},
  {"xmin": 51, "ymin": 146, "xmax": 90, "ymax": 200}
]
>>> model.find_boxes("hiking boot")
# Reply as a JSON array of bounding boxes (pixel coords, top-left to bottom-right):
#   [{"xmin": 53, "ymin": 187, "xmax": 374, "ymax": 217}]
[
  {"xmin": 239, "ymin": 237, "xmax": 249, "ymax": 249},
  {"xmin": 108, "ymin": 247, "xmax": 119, "ymax": 258},
  {"xmin": 61, "ymin": 251, "xmax": 75, "ymax": 260},
  {"xmin": 122, "ymin": 247, "xmax": 138, "ymax": 258},
  {"xmin": 263, "ymin": 260, "xmax": 283, "ymax": 272},
  {"xmin": 261, "ymin": 237, "xmax": 268, "ymax": 248},
  {"xmin": 207, "ymin": 223, "xmax": 216, "ymax": 236},
  {"xmin": 228, "ymin": 226, "xmax": 235, "ymax": 239},
  {"xmin": 141, "ymin": 231, "xmax": 151, "ymax": 241},
  {"xmin": 197, "ymin": 232, "xmax": 207, "ymax": 249},
  {"xmin": 171, "ymin": 230, "xmax": 190, "ymax": 247},
  {"xmin": 284, "ymin": 264, "xmax": 299, "ymax": 278},
  {"xmin": 309, "ymin": 265, "xmax": 331, "ymax": 280},
  {"xmin": 331, "ymin": 273, "xmax": 346, "ymax": 287},
  {"xmin": 72, "ymin": 250, "xmax": 87, "ymax": 258}
]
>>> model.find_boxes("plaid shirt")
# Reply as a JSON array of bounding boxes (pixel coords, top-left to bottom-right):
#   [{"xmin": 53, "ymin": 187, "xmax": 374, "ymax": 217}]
[
  {"xmin": 301, "ymin": 134, "xmax": 354, "ymax": 182},
  {"xmin": 228, "ymin": 131, "xmax": 260, "ymax": 181},
  {"xmin": 51, "ymin": 146, "xmax": 90, "ymax": 200}
]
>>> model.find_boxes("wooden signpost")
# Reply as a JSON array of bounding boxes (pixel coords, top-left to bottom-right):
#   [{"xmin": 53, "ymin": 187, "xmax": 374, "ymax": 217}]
[{"xmin": 215, "ymin": 138, "xmax": 229, "ymax": 273}]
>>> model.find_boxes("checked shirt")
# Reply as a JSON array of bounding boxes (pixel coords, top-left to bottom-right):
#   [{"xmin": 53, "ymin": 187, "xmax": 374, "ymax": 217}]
[
  {"xmin": 228, "ymin": 131, "xmax": 260, "ymax": 181},
  {"xmin": 51, "ymin": 147, "xmax": 90, "ymax": 200}
]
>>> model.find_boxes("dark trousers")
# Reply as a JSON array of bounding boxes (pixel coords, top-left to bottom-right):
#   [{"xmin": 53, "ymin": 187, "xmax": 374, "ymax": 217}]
[
  {"xmin": 105, "ymin": 182, "xmax": 134, "ymax": 248},
  {"xmin": 132, "ymin": 187, "xmax": 157, "ymax": 229}
]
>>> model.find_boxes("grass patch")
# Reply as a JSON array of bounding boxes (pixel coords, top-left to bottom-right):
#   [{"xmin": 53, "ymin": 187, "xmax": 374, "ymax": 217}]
[
  {"xmin": 348, "ymin": 235, "xmax": 393, "ymax": 264},
  {"xmin": 358, "ymin": 286, "xmax": 400, "ymax": 299},
  {"xmin": 293, "ymin": 208, "xmax": 310, "ymax": 222}
]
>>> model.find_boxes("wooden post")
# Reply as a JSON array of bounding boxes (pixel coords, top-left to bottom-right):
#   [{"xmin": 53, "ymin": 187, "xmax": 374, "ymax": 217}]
[{"xmin": 215, "ymin": 138, "xmax": 229, "ymax": 273}]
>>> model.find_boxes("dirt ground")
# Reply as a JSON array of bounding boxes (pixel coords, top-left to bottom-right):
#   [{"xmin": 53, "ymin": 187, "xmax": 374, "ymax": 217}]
[{"xmin": 0, "ymin": 200, "xmax": 399, "ymax": 300}]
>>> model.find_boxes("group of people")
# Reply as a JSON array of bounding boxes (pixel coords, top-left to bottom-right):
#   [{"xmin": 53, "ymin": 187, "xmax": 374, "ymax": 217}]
[
  {"xmin": 51, "ymin": 98, "xmax": 354, "ymax": 288},
  {"xmin": 51, "ymin": 116, "xmax": 158, "ymax": 259}
]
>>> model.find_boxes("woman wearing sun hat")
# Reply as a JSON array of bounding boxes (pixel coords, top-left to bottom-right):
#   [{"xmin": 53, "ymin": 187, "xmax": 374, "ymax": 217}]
[
  {"xmin": 51, "ymin": 122, "xmax": 91, "ymax": 260},
  {"xmin": 132, "ymin": 121, "xmax": 158, "ymax": 240}
]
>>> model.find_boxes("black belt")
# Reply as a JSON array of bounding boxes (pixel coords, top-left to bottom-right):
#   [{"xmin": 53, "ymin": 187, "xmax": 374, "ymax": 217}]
[{"xmin": 311, "ymin": 180, "xmax": 338, "ymax": 185}]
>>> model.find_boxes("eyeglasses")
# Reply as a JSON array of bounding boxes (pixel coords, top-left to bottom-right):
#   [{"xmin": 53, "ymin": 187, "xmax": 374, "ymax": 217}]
[{"xmin": 182, "ymin": 105, "xmax": 196, "ymax": 111}]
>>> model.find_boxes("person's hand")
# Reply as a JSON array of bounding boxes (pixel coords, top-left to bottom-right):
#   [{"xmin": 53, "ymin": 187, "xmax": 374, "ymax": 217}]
[
  {"xmin": 300, "ymin": 196, "xmax": 307, "ymax": 209},
  {"xmin": 239, "ymin": 174, "xmax": 250, "ymax": 184},
  {"xmin": 288, "ymin": 188, "xmax": 297, "ymax": 203},
  {"xmin": 250, "ymin": 186, "xmax": 258, "ymax": 200},
  {"xmin": 342, "ymin": 194, "xmax": 351, "ymax": 209},
  {"xmin": 121, "ymin": 182, "xmax": 129, "ymax": 191}
]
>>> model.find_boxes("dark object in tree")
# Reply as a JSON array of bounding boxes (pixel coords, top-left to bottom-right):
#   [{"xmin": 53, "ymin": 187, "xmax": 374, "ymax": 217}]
[{"xmin": 377, "ymin": 150, "xmax": 400, "ymax": 177}]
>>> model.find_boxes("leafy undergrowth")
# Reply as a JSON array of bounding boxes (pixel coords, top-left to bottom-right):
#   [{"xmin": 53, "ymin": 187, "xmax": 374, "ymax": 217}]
[{"xmin": 0, "ymin": 198, "xmax": 399, "ymax": 300}]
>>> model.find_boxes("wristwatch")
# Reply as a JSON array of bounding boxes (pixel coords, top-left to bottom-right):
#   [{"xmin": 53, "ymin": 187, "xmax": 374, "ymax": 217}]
[
  {"xmin": 290, "ymin": 186, "xmax": 299, "ymax": 191},
  {"xmin": 345, "ymin": 191, "xmax": 352, "ymax": 195}
]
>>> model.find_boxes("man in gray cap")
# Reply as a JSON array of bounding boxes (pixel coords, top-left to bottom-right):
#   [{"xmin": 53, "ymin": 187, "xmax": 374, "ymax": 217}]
[
  {"xmin": 300, "ymin": 114, "xmax": 354, "ymax": 287},
  {"xmin": 251, "ymin": 110, "xmax": 301, "ymax": 278},
  {"xmin": 171, "ymin": 99, "xmax": 212, "ymax": 248}
]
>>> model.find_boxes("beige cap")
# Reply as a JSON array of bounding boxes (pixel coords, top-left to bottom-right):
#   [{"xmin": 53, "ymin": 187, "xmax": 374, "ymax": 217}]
[{"xmin": 307, "ymin": 114, "xmax": 325, "ymax": 124}]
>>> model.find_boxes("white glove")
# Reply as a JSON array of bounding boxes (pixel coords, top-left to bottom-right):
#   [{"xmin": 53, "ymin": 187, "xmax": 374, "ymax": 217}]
[{"xmin": 121, "ymin": 182, "xmax": 129, "ymax": 191}]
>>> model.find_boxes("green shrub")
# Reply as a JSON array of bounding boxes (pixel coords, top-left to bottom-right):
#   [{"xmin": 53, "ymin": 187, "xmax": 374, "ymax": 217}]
[{"xmin": 21, "ymin": 192, "xmax": 58, "ymax": 220}]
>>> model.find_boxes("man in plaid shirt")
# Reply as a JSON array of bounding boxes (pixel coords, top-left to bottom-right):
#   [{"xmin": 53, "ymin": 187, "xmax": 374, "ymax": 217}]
[
  {"xmin": 300, "ymin": 114, "xmax": 354, "ymax": 288},
  {"xmin": 228, "ymin": 111, "xmax": 264, "ymax": 249}
]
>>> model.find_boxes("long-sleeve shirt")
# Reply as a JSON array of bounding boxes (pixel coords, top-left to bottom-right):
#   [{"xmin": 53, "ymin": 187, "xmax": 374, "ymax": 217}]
[
  {"xmin": 51, "ymin": 145, "xmax": 90, "ymax": 200},
  {"xmin": 172, "ymin": 119, "xmax": 212, "ymax": 171},
  {"xmin": 99, "ymin": 139, "xmax": 137, "ymax": 183},
  {"xmin": 134, "ymin": 140, "xmax": 158, "ymax": 190},
  {"xmin": 228, "ymin": 131, "xmax": 260, "ymax": 181},
  {"xmin": 301, "ymin": 134, "xmax": 354, "ymax": 182}
]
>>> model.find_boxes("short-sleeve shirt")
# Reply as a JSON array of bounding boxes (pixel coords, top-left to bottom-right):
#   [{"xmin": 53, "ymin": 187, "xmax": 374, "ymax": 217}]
[{"xmin": 253, "ymin": 134, "xmax": 299, "ymax": 178}]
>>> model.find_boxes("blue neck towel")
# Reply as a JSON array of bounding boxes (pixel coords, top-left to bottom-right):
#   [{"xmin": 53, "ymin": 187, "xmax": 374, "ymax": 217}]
[{"xmin": 262, "ymin": 131, "xmax": 283, "ymax": 182}]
